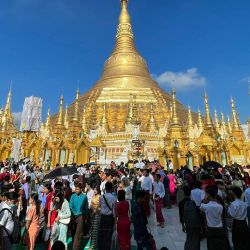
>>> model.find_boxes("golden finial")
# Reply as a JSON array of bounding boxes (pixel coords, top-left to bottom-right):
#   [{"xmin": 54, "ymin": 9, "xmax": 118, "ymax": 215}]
[
  {"xmin": 227, "ymin": 115, "xmax": 232, "ymax": 134},
  {"xmin": 204, "ymin": 92, "xmax": 212, "ymax": 127},
  {"xmin": 64, "ymin": 105, "xmax": 69, "ymax": 129},
  {"xmin": 230, "ymin": 97, "xmax": 240, "ymax": 129},
  {"xmin": 115, "ymin": 0, "xmax": 134, "ymax": 52},
  {"xmin": 221, "ymin": 112, "xmax": 227, "ymax": 132},
  {"xmin": 187, "ymin": 106, "xmax": 193, "ymax": 129},
  {"xmin": 197, "ymin": 108, "xmax": 204, "ymax": 129},
  {"xmin": 214, "ymin": 109, "xmax": 220, "ymax": 129},
  {"xmin": 45, "ymin": 108, "xmax": 51, "ymax": 130},
  {"xmin": 171, "ymin": 88, "xmax": 179, "ymax": 125},
  {"xmin": 57, "ymin": 95, "xmax": 64, "ymax": 125},
  {"xmin": 73, "ymin": 88, "xmax": 80, "ymax": 122}
]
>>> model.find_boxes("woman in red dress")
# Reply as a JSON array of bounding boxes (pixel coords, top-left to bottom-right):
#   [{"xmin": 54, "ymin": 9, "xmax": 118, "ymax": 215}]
[
  {"xmin": 43, "ymin": 184, "xmax": 58, "ymax": 250},
  {"xmin": 115, "ymin": 190, "xmax": 131, "ymax": 250}
]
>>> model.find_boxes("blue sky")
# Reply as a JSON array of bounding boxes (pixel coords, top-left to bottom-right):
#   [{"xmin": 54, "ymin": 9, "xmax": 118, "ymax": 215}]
[{"xmin": 0, "ymin": 0, "xmax": 249, "ymax": 123}]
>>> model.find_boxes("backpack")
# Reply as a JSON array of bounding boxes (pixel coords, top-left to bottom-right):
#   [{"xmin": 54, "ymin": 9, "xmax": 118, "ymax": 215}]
[
  {"xmin": 0, "ymin": 208, "xmax": 21, "ymax": 243},
  {"xmin": 183, "ymin": 200, "xmax": 201, "ymax": 229}
]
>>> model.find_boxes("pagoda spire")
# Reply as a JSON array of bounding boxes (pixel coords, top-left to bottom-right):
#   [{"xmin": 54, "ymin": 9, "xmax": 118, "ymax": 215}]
[
  {"xmin": 230, "ymin": 97, "xmax": 240, "ymax": 130},
  {"xmin": 114, "ymin": 0, "xmax": 135, "ymax": 53},
  {"xmin": 45, "ymin": 108, "xmax": 51, "ymax": 130},
  {"xmin": 170, "ymin": 103, "xmax": 173, "ymax": 121},
  {"xmin": 187, "ymin": 106, "xmax": 193, "ymax": 129},
  {"xmin": 197, "ymin": 109, "xmax": 204, "ymax": 130},
  {"xmin": 82, "ymin": 106, "xmax": 87, "ymax": 131},
  {"xmin": 57, "ymin": 95, "xmax": 64, "ymax": 126},
  {"xmin": 64, "ymin": 105, "xmax": 69, "ymax": 129},
  {"xmin": 73, "ymin": 88, "xmax": 80, "ymax": 122},
  {"xmin": 1, "ymin": 87, "xmax": 13, "ymax": 128},
  {"xmin": 227, "ymin": 115, "xmax": 232, "ymax": 134},
  {"xmin": 214, "ymin": 109, "xmax": 220, "ymax": 129},
  {"xmin": 171, "ymin": 89, "xmax": 179, "ymax": 125},
  {"xmin": 221, "ymin": 112, "xmax": 227, "ymax": 132},
  {"xmin": 204, "ymin": 92, "xmax": 212, "ymax": 127},
  {"xmin": 148, "ymin": 102, "xmax": 157, "ymax": 132}
]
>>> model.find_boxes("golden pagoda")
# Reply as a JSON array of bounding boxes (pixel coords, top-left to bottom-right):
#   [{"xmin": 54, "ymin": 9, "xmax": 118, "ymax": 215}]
[{"xmin": 0, "ymin": 0, "xmax": 249, "ymax": 168}]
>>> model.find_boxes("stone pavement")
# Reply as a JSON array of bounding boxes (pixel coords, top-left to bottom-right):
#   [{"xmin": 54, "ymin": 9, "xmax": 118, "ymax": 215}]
[{"xmin": 133, "ymin": 205, "xmax": 208, "ymax": 250}]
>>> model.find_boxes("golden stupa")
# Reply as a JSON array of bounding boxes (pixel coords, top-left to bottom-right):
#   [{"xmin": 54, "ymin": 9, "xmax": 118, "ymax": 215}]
[
  {"xmin": 0, "ymin": 0, "xmax": 249, "ymax": 169},
  {"xmin": 65, "ymin": 0, "xmax": 189, "ymax": 131}
]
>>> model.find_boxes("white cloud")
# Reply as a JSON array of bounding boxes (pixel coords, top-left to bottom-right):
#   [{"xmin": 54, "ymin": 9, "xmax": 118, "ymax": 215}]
[{"xmin": 154, "ymin": 68, "xmax": 206, "ymax": 90}]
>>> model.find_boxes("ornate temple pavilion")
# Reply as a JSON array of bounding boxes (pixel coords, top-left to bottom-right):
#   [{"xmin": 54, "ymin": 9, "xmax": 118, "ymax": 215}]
[{"xmin": 0, "ymin": 0, "xmax": 249, "ymax": 169}]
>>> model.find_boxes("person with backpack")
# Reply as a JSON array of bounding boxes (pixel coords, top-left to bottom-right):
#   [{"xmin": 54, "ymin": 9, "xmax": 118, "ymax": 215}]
[
  {"xmin": 0, "ymin": 191, "xmax": 19, "ymax": 250},
  {"xmin": 182, "ymin": 186, "xmax": 201, "ymax": 250},
  {"xmin": 98, "ymin": 181, "xmax": 116, "ymax": 250}
]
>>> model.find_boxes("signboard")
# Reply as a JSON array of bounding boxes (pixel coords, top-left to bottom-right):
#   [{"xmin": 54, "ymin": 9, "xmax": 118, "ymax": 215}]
[{"xmin": 20, "ymin": 96, "xmax": 43, "ymax": 131}]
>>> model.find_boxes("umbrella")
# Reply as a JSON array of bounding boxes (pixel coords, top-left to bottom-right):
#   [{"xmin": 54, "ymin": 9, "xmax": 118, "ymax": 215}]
[
  {"xmin": 203, "ymin": 161, "xmax": 222, "ymax": 170},
  {"xmin": 146, "ymin": 163, "xmax": 160, "ymax": 172},
  {"xmin": 44, "ymin": 166, "xmax": 78, "ymax": 180}
]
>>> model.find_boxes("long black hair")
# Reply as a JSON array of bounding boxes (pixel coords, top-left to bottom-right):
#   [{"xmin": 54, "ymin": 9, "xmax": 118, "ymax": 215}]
[
  {"xmin": 53, "ymin": 191, "xmax": 64, "ymax": 210},
  {"xmin": 31, "ymin": 193, "xmax": 40, "ymax": 216}
]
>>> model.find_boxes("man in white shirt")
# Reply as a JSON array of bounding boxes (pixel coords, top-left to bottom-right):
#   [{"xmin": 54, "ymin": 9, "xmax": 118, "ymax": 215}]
[
  {"xmin": 153, "ymin": 174, "xmax": 165, "ymax": 227},
  {"xmin": 200, "ymin": 185, "xmax": 228, "ymax": 250},
  {"xmin": 0, "ymin": 192, "xmax": 16, "ymax": 249},
  {"xmin": 228, "ymin": 186, "xmax": 249, "ymax": 250},
  {"xmin": 244, "ymin": 185, "xmax": 250, "ymax": 229},
  {"xmin": 140, "ymin": 169, "xmax": 152, "ymax": 217},
  {"xmin": 191, "ymin": 181, "xmax": 205, "ymax": 207},
  {"xmin": 98, "ymin": 182, "xmax": 117, "ymax": 250}
]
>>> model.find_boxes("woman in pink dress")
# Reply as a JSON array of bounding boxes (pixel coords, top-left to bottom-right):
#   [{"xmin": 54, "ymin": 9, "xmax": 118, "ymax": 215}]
[
  {"xmin": 115, "ymin": 190, "xmax": 131, "ymax": 250},
  {"xmin": 26, "ymin": 193, "xmax": 40, "ymax": 250},
  {"xmin": 168, "ymin": 170, "xmax": 177, "ymax": 204}
]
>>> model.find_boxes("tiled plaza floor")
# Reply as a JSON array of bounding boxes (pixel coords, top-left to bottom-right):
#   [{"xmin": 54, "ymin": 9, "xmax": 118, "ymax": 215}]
[{"xmin": 140, "ymin": 205, "xmax": 207, "ymax": 250}]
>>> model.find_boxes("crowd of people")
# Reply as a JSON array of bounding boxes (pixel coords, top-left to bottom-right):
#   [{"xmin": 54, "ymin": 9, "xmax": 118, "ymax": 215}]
[{"xmin": 0, "ymin": 159, "xmax": 249, "ymax": 250}]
